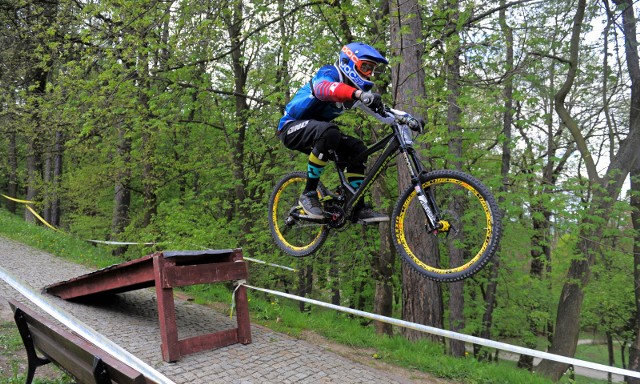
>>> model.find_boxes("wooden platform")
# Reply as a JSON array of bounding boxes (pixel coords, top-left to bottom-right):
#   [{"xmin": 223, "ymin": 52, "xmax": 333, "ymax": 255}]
[{"xmin": 44, "ymin": 249, "xmax": 251, "ymax": 362}]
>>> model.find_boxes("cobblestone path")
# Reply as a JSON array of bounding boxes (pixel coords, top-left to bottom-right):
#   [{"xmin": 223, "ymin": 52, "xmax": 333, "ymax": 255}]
[{"xmin": 0, "ymin": 237, "xmax": 437, "ymax": 384}]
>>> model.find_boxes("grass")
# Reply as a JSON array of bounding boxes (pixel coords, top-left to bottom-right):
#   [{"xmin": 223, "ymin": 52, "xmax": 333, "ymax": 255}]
[
  {"xmin": 0, "ymin": 321, "xmax": 72, "ymax": 383},
  {"xmin": 0, "ymin": 208, "xmax": 616, "ymax": 384}
]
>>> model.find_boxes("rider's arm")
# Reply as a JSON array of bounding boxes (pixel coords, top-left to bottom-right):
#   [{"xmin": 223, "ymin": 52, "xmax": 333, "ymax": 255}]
[
  {"xmin": 356, "ymin": 102, "xmax": 396, "ymax": 125},
  {"xmin": 313, "ymin": 80, "xmax": 360, "ymax": 103}
]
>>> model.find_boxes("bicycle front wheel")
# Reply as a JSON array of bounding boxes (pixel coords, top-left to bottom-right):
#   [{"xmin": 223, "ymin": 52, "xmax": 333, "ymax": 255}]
[
  {"xmin": 268, "ymin": 172, "xmax": 329, "ymax": 257},
  {"xmin": 392, "ymin": 169, "xmax": 502, "ymax": 282}
]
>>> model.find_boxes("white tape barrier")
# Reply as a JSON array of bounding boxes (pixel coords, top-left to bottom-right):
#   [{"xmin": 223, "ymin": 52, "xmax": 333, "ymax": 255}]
[
  {"xmin": 87, "ymin": 239, "xmax": 160, "ymax": 246},
  {"xmin": 242, "ymin": 283, "xmax": 640, "ymax": 380},
  {"xmin": 243, "ymin": 256, "xmax": 297, "ymax": 272},
  {"xmin": 0, "ymin": 266, "xmax": 176, "ymax": 384}
]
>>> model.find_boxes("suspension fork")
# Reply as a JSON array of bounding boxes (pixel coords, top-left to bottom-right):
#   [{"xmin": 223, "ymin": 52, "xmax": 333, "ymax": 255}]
[{"xmin": 400, "ymin": 146, "xmax": 442, "ymax": 232}]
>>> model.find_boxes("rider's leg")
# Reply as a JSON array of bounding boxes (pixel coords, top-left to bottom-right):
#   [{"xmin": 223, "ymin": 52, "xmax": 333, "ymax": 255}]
[
  {"xmin": 296, "ymin": 126, "xmax": 340, "ymax": 218},
  {"xmin": 280, "ymin": 120, "xmax": 340, "ymax": 219},
  {"xmin": 304, "ymin": 126, "xmax": 340, "ymax": 193},
  {"xmin": 346, "ymin": 172, "xmax": 365, "ymax": 189},
  {"xmin": 338, "ymin": 135, "xmax": 389, "ymax": 223}
]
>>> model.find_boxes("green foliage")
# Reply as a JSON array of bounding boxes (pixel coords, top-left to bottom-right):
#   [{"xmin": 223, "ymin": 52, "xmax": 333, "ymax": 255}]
[{"xmin": 0, "ymin": 0, "xmax": 638, "ymax": 382}]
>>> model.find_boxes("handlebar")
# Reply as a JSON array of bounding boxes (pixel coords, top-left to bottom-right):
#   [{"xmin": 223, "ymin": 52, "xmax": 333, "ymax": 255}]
[{"xmin": 385, "ymin": 107, "xmax": 424, "ymax": 133}]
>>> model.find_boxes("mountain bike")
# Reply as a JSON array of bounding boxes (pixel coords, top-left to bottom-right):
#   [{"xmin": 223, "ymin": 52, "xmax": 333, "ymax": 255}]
[{"xmin": 268, "ymin": 108, "xmax": 502, "ymax": 282}]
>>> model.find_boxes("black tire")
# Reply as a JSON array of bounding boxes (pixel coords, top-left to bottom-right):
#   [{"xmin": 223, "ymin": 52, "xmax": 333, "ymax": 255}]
[
  {"xmin": 391, "ymin": 169, "xmax": 502, "ymax": 282},
  {"xmin": 268, "ymin": 172, "xmax": 330, "ymax": 257}
]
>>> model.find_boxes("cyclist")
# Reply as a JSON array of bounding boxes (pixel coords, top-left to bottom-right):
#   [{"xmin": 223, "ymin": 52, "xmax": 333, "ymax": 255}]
[{"xmin": 277, "ymin": 42, "xmax": 390, "ymax": 224}]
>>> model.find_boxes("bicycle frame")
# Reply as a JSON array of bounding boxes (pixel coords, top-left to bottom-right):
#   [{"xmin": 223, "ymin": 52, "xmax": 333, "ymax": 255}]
[{"xmin": 329, "ymin": 120, "xmax": 441, "ymax": 230}]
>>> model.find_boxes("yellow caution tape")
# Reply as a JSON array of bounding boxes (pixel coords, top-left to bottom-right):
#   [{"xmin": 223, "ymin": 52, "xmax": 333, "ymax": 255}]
[
  {"xmin": 1, "ymin": 194, "xmax": 35, "ymax": 204},
  {"xmin": 2, "ymin": 194, "xmax": 59, "ymax": 231},
  {"xmin": 24, "ymin": 205, "xmax": 59, "ymax": 231}
]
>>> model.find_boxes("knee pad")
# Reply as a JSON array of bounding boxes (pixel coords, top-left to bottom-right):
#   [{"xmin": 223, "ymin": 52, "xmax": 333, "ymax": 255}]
[
  {"xmin": 347, "ymin": 141, "xmax": 368, "ymax": 173},
  {"xmin": 314, "ymin": 126, "xmax": 341, "ymax": 156}
]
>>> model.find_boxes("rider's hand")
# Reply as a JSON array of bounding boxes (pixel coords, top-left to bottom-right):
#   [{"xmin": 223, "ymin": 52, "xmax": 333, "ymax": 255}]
[
  {"xmin": 357, "ymin": 91, "xmax": 384, "ymax": 114},
  {"xmin": 408, "ymin": 117, "xmax": 425, "ymax": 132}
]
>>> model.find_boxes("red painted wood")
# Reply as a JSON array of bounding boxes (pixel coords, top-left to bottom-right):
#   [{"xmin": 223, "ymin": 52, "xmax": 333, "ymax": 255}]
[
  {"xmin": 43, "ymin": 249, "xmax": 252, "ymax": 362},
  {"xmin": 234, "ymin": 285, "xmax": 252, "ymax": 344},
  {"xmin": 178, "ymin": 328, "xmax": 239, "ymax": 356}
]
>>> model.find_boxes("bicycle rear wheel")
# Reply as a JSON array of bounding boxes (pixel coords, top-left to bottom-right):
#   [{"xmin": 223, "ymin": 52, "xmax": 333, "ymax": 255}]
[
  {"xmin": 392, "ymin": 169, "xmax": 502, "ymax": 282},
  {"xmin": 268, "ymin": 172, "xmax": 329, "ymax": 257}
]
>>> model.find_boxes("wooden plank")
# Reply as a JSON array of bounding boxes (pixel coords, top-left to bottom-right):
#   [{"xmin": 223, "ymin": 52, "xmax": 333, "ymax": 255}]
[
  {"xmin": 45, "ymin": 254, "xmax": 157, "ymax": 300},
  {"xmin": 234, "ymin": 285, "xmax": 252, "ymax": 345},
  {"xmin": 43, "ymin": 248, "xmax": 252, "ymax": 362},
  {"xmin": 177, "ymin": 328, "xmax": 240, "ymax": 356},
  {"xmin": 154, "ymin": 256, "xmax": 180, "ymax": 363},
  {"xmin": 162, "ymin": 262, "xmax": 248, "ymax": 288}
]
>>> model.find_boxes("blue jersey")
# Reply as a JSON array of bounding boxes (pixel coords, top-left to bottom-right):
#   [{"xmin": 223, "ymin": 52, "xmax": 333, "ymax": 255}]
[{"xmin": 278, "ymin": 65, "xmax": 353, "ymax": 132}]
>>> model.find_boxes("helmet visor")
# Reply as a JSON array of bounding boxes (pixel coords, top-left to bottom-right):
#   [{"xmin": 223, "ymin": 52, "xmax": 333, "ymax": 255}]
[{"xmin": 355, "ymin": 60, "xmax": 378, "ymax": 77}]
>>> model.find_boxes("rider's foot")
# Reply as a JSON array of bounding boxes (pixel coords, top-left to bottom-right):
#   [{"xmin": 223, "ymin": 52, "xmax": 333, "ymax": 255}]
[
  {"xmin": 299, "ymin": 191, "xmax": 324, "ymax": 219},
  {"xmin": 355, "ymin": 206, "xmax": 389, "ymax": 224}
]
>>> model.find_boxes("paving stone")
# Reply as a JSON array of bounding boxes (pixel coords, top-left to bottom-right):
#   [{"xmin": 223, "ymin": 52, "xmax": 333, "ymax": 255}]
[{"xmin": 0, "ymin": 237, "xmax": 430, "ymax": 383}]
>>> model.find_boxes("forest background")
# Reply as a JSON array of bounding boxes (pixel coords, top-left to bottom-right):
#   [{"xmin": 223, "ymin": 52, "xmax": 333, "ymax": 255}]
[{"xmin": 1, "ymin": 0, "xmax": 639, "ymax": 382}]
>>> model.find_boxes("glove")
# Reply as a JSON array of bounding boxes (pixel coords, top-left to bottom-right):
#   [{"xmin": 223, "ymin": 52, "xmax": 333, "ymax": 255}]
[
  {"xmin": 408, "ymin": 117, "xmax": 425, "ymax": 132},
  {"xmin": 357, "ymin": 91, "xmax": 384, "ymax": 114}
]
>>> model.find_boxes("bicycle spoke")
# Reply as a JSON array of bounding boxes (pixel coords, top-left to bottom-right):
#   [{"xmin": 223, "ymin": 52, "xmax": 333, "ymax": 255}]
[
  {"xmin": 268, "ymin": 172, "xmax": 330, "ymax": 257},
  {"xmin": 393, "ymin": 170, "xmax": 501, "ymax": 282}
]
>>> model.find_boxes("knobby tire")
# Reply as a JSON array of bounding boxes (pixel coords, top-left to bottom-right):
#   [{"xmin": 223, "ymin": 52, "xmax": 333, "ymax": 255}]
[
  {"xmin": 268, "ymin": 172, "xmax": 329, "ymax": 257},
  {"xmin": 392, "ymin": 169, "xmax": 502, "ymax": 282}
]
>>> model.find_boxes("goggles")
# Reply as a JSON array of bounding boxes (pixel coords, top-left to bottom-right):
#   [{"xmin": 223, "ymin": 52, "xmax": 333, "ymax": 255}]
[{"xmin": 355, "ymin": 60, "xmax": 378, "ymax": 77}]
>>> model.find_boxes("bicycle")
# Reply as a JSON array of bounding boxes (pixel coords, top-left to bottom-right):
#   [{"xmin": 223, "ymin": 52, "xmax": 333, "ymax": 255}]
[{"xmin": 268, "ymin": 108, "xmax": 502, "ymax": 282}]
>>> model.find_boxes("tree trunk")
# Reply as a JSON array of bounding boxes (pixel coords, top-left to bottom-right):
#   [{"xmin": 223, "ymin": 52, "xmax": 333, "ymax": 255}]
[
  {"xmin": 389, "ymin": 0, "xmax": 444, "ymax": 341},
  {"xmin": 51, "ymin": 131, "xmax": 63, "ymax": 227},
  {"xmin": 443, "ymin": 0, "xmax": 465, "ymax": 357},
  {"xmin": 24, "ymin": 66, "xmax": 49, "ymax": 224},
  {"xmin": 619, "ymin": 3, "xmax": 640, "ymax": 378},
  {"xmin": 6, "ymin": 128, "xmax": 17, "ymax": 213},
  {"xmin": 371, "ymin": 168, "xmax": 395, "ymax": 335},
  {"xmin": 628, "ymin": 154, "xmax": 640, "ymax": 384},
  {"xmin": 24, "ymin": 137, "xmax": 38, "ymax": 224},
  {"xmin": 110, "ymin": 124, "xmax": 132, "ymax": 256},
  {"xmin": 329, "ymin": 250, "xmax": 341, "ymax": 306},
  {"xmin": 226, "ymin": 0, "xmax": 250, "ymax": 233},
  {"xmin": 607, "ymin": 331, "xmax": 614, "ymax": 383},
  {"xmin": 44, "ymin": 148, "xmax": 52, "ymax": 223},
  {"xmin": 297, "ymin": 262, "xmax": 313, "ymax": 313},
  {"xmin": 539, "ymin": 0, "xmax": 640, "ymax": 379},
  {"xmin": 372, "ymin": 213, "xmax": 395, "ymax": 336},
  {"xmin": 369, "ymin": 0, "xmax": 394, "ymax": 338}
]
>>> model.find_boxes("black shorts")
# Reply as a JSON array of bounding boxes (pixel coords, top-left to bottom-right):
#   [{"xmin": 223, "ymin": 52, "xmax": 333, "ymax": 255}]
[{"xmin": 279, "ymin": 120, "xmax": 367, "ymax": 170}]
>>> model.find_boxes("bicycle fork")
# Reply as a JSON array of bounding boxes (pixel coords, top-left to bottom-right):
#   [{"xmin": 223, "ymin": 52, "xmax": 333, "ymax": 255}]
[{"xmin": 401, "ymin": 148, "xmax": 449, "ymax": 235}]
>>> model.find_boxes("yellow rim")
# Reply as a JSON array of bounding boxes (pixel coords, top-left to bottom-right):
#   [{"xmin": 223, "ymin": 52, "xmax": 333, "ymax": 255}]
[
  {"xmin": 272, "ymin": 177, "xmax": 324, "ymax": 252},
  {"xmin": 394, "ymin": 177, "xmax": 494, "ymax": 275}
]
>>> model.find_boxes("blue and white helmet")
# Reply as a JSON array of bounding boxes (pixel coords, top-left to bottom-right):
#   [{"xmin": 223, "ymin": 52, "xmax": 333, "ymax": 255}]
[{"xmin": 338, "ymin": 42, "xmax": 388, "ymax": 91}]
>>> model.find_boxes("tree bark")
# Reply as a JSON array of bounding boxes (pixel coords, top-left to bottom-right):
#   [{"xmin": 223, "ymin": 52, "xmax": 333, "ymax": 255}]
[
  {"xmin": 616, "ymin": 8, "xmax": 640, "ymax": 376},
  {"xmin": 51, "ymin": 131, "xmax": 63, "ymax": 227},
  {"xmin": 538, "ymin": 0, "xmax": 640, "ymax": 379},
  {"xmin": 6, "ymin": 128, "xmax": 18, "ymax": 213},
  {"xmin": 389, "ymin": 0, "xmax": 444, "ymax": 341},
  {"xmin": 443, "ymin": 0, "xmax": 465, "ymax": 357},
  {"xmin": 630, "ymin": 163, "xmax": 640, "ymax": 384},
  {"xmin": 372, "ymin": 207, "xmax": 395, "ymax": 335},
  {"xmin": 369, "ymin": 0, "xmax": 394, "ymax": 338},
  {"xmin": 227, "ymin": 1, "xmax": 248, "ymax": 206},
  {"xmin": 110, "ymin": 123, "xmax": 132, "ymax": 256}
]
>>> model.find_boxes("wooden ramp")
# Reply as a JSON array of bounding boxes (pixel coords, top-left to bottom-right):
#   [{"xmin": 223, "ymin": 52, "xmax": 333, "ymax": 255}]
[{"xmin": 44, "ymin": 249, "xmax": 251, "ymax": 362}]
